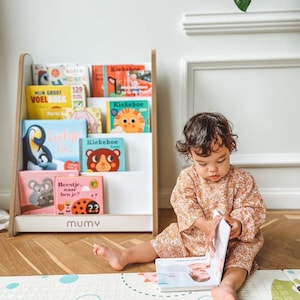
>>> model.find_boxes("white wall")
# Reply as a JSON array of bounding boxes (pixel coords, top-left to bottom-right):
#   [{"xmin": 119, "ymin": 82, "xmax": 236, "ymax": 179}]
[{"xmin": 1, "ymin": 0, "xmax": 300, "ymax": 210}]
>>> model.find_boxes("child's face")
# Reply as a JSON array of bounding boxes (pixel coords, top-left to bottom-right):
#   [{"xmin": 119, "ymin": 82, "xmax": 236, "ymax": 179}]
[
  {"xmin": 190, "ymin": 268, "xmax": 210, "ymax": 282},
  {"xmin": 190, "ymin": 144, "xmax": 231, "ymax": 182}
]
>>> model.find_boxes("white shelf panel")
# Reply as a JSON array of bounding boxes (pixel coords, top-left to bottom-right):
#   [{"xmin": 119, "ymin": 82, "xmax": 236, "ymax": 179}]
[{"xmin": 15, "ymin": 214, "xmax": 153, "ymax": 232}]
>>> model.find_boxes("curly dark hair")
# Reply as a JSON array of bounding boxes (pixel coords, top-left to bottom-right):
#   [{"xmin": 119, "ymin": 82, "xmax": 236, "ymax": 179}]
[{"xmin": 176, "ymin": 112, "xmax": 238, "ymax": 158}]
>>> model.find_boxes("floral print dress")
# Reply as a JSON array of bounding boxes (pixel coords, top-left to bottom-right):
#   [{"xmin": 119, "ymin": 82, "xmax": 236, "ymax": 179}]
[{"xmin": 151, "ymin": 165, "xmax": 266, "ymax": 274}]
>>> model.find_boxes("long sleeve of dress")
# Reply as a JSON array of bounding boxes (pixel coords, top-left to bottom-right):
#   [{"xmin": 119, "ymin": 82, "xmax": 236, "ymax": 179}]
[
  {"xmin": 170, "ymin": 168, "xmax": 204, "ymax": 233},
  {"xmin": 229, "ymin": 170, "xmax": 266, "ymax": 242}
]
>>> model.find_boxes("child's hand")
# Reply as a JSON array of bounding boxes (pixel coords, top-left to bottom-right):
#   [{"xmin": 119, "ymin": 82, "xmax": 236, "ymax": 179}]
[
  {"xmin": 193, "ymin": 215, "xmax": 222, "ymax": 252},
  {"xmin": 223, "ymin": 215, "xmax": 242, "ymax": 239},
  {"xmin": 203, "ymin": 215, "xmax": 222, "ymax": 253}
]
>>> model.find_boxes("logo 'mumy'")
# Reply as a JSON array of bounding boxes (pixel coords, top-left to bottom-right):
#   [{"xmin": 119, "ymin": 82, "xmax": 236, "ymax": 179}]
[{"xmin": 66, "ymin": 219, "xmax": 101, "ymax": 228}]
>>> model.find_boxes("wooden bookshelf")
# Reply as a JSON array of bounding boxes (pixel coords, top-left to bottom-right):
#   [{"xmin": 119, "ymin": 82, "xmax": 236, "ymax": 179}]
[{"xmin": 8, "ymin": 50, "xmax": 158, "ymax": 236}]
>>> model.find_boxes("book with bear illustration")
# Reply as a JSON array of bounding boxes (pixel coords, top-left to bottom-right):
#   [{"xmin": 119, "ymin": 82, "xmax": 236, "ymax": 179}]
[
  {"xmin": 18, "ymin": 170, "xmax": 79, "ymax": 215},
  {"xmin": 106, "ymin": 99, "xmax": 150, "ymax": 133},
  {"xmin": 79, "ymin": 137, "xmax": 125, "ymax": 172},
  {"xmin": 22, "ymin": 119, "xmax": 87, "ymax": 171},
  {"xmin": 54, "ymin": 175, "xmax": 104, "ymax": 215},
  {"xmin": 91, "ymin": 63, "xmax": 152, "ymax": 97}
]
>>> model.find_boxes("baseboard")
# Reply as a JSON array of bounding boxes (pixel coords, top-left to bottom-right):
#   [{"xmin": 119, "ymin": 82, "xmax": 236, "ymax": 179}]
[
  {"xmin": 0, "ymin": 189, "xmax": 10, "ymax": 211},
  {"xmin": 159, "ymin": 188, "xmax": 300, "ymax": 210},
  {"xmin": 1, "ymin": 188, "xmax": 299, "ymax": 211}
]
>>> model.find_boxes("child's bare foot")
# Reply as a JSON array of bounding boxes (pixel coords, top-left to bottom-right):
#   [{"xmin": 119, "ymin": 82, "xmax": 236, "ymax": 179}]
[
  {"xmin": 93, "ymin": 244, "xmax": 127, "ymax": 271},
  {"xmin": 211, "ymin": 285, "xmax": 237, "ymax": 300}
]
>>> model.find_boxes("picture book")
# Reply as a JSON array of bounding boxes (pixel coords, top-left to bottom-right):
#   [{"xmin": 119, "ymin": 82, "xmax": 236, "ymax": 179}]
[
  {"xmin": 22, "ymin": 119, "xmax": 87, "ymax": 171},
  {"xmin": 61, "ymin": 107, "xmax": 102, "ymax": 134},
  {"xmin": 155, "ymin": 211, "xmax": 230, "ymax": 292},
  {"xmin": 26, "ymin": 85, "xmax": 87, "ymax": 119},
  {"xmin": 79, "ymin": 137, "xmax": 125, "ymax": 172},
  {"xmin": 32, "ymin": 63, "xmax": 91, "ymax": 96},
  {"xmin": 54, "ymin": 175, "xmax": 104, "ymax": 215},
  {"xmin": 91, "ymin": 64, "xmax": 152, "ymax": 97},
  {"xmin": 87, "ymin": 96, "xmax": 150, "ymax": 133},
  {"xmin": 18, "ymin": 170, "xmax": 78, "ymax": 215},
  {"xmin": 106, "ymin": 99, "xmax": 150, "ymax": 133}
]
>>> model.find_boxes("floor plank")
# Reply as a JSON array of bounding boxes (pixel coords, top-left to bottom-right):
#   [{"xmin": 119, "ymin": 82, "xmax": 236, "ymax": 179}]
[{"xmin": 0, "ymin": 209, "xmax": 299, "ymax": 276}]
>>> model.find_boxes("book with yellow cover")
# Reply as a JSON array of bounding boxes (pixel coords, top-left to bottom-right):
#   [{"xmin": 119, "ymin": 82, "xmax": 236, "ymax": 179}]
[{"xmin": 26, "ymin": 85, "xmax": 86, "ymax": 119}]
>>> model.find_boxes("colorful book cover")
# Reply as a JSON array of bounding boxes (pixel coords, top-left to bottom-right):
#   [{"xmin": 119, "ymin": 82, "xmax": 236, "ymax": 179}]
[
  {"xmin": 18, "ymin": 170, "xmax": 78, "ymax": 215},
  {"xmin": 32, "ymin": 63, "xmax": 91, "ymax": 96},
  {"xmin": 22, "ymin": 119, "xmax": 87, "ymax": 171},
  {"xmin": 26, "ymin": 85, "xmax": 86, "ymax": 119},
  {"xmin": 79, "ymin": 137, "xmax": 125, "ymax": 172},
  {"xmin": 61, "ymin": 107, "xmax": 102, "ymax": 134},
  {"xmin": 106, "ymin": 99, "xmax": 150, "ymax": 133},
  {"xmin": 54, "ymin": 175, "xmax": 104, "ymax": 215},
  {"xmin": 92, "ymin": 64, "xmax": 152, "ymax": 97}
]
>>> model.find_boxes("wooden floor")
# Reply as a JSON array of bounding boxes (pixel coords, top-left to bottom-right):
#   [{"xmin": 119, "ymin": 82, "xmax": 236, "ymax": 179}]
[{"xmin": 0, "ymin": 209, "xmax": 300, "ymax": 276}]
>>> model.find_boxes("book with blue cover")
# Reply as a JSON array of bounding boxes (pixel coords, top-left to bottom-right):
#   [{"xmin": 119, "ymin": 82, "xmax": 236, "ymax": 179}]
[
  {"xmin": 22, "ymin": 119, "xmax": 87, "ymax": 171},
  {"xmin": 106, "ymin": 99, "xmax": 150, "ymax": 133},
  {"xmin": 79, "ymin": 136, "xmax": 125, "ymax": 172}
]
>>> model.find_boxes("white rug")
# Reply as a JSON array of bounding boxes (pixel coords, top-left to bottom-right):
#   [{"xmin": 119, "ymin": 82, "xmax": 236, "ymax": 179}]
[{"xmin": 1, "ymin": 270, "xmax": 299, "ymax": 300}]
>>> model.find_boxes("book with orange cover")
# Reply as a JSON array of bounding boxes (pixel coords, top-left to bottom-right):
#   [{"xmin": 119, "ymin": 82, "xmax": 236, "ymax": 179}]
[{"xmin": 92, "ymin": 64, "xmax": 152, "ymax": 97}]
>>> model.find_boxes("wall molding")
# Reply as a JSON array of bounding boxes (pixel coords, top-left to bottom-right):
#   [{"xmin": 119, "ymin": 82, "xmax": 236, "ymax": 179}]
[
  {"xmin": 159, "ymin": 188, "xmax": 300, "ymax": 210},
  {"xmin": 2, "ymin": 187, "xmax": 299, "ymax": 212},
  {"xmin": 230, "ymin": 153, "xmax": 300, "ymax": 168},
  {"xmin": 181, "ymin": 56, "xmax": 300, "ymax": 123},
  {"xmin": 181, "ymin": 56, "xmax": 300, "ymax": 169},
  {"xmin": 182, "ymin": 10, "xmax": 300, "ymax": 35}
]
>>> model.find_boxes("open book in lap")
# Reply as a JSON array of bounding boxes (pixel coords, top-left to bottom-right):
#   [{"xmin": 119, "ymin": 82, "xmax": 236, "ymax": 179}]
[{"xmin": 155, "ymin": 210, "xmax": 231, "ymax": 292}]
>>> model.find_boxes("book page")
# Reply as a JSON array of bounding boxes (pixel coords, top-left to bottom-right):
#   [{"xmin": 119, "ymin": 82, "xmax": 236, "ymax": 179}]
[{"xmin": 210, "ymin": 217, "xmax": 231, "ymax": 283}]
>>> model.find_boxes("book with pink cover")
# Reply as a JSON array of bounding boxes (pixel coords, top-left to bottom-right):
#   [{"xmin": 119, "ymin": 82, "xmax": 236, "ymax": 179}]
[
  {"xmin": 18, "ymin": 170, "xmax": 78, "ymax": 215},
  {"xmin": 54, "ymin": 175, "xmax": 104, "ymax": 215}
]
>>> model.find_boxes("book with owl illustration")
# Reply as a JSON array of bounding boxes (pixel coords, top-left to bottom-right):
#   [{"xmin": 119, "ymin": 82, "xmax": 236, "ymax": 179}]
[
  {"xmin": 18, "ymin": 170, "xmax": 79, "ymax": 215},
  {"xmin": 61, "ymin": 107, "xmax": 102, "ymax": 134},
  {"xmin": 106, "ymin": 99, "xmax": 150, "ymax": 133},
  {"xmin": 26, "ymin": 85, "xmax": 87, "ymax": 119},
  {"xmin": 79, "ymin": 137, "xmax": 125, "ymax": 172},
  {"xmin": 54, "ymin": 175, "xmax": 104, "ymax": 215},
  {"xmin": 91, "ymin": 64, "xmax": 152, "ymax": 97},
  {"xmin": 22, "ymin": 119, "xmax": 87, "ymax": 171},
  {"xmin": 32, "ymin": 63, "xmax": 91, "ymax": 96}
]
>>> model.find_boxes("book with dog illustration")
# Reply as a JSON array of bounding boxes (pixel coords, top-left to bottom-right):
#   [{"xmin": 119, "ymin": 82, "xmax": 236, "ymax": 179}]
[
  {"xmin": 79, "ymin": 136, "xmax": 125, "ymax": 172},
  {"xmin": 155, "ymin": 211, "xmax": 230, "ymax": 292},
  {"xmin": 54, "ymin": 175, "xmax": 104, "ymax": 215},
  {"xmin": 22, "ymin": 119, "xmax": 87, "ymax": 171},
  {"xmin": 91, "ymin": 64, "xmax": 152, "ymax": 97}
]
